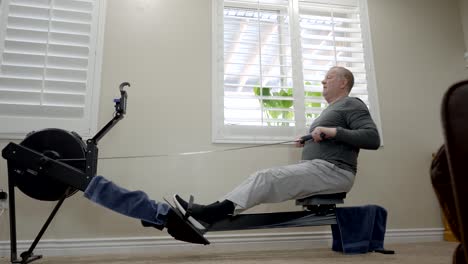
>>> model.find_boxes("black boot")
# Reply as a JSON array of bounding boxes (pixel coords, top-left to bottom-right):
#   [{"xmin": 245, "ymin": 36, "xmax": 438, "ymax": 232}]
[{"xmin": 173, "ymin": 194, "xmax": 234, "ymax": 229}]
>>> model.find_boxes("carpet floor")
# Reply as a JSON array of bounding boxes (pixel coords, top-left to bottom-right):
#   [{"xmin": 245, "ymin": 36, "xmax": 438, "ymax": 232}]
[{"xmin": 0, "ymin": 241, "xmax": 458, "ymax": 264}]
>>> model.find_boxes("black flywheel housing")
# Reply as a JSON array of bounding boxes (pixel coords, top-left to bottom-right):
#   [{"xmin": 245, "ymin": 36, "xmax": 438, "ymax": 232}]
[{"xmin": 12, "ymin": 128, "xmax": 87, "ymax": 201}]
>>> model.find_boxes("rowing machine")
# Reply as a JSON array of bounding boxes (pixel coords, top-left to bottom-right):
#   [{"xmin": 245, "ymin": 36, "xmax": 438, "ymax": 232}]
[{"xmin": 2, "ymin": 82, "xmax": 130, "ymax": 264}]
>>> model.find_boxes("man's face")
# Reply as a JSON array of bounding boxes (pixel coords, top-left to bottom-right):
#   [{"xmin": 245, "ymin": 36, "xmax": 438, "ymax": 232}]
[{"xmin": 321, "ymin": 69, "xmax": 346, "ymax": 103}]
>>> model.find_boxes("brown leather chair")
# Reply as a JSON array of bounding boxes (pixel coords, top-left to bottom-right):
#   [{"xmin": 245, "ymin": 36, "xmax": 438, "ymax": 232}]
[{"xmin": 433, "ymin": 80, "xmax": 468, "ymax": 264}]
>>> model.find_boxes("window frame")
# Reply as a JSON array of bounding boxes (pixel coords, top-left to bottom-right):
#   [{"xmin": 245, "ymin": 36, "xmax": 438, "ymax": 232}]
[
  {"xmin": 212, "ymin": 0, "xmax": 382, "ymax": 144},
  {"xmin": 0, "ymin": 0, "xmax": 107, "ymax": 139}
]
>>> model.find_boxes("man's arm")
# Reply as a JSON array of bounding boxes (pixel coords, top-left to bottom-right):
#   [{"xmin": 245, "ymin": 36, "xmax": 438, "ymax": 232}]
[
  {"xmin": 311, "ymin": 98, "xmax": 380, "ymax": 149},
  {"xmin": 334, "ymin": 107, "xmax": 380, "ymax": 149}
]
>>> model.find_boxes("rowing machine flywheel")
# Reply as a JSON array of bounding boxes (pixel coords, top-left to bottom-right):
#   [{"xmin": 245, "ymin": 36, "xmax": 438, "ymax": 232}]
[{"xmin": 12, "ymin": 128, "xmax": 87, "ymax": 201}]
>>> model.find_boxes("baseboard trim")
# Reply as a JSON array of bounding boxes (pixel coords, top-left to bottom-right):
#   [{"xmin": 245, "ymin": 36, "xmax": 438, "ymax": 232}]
[{"xmin": 0, "ymin": 228, "xmax": 444, "ymax": 258}]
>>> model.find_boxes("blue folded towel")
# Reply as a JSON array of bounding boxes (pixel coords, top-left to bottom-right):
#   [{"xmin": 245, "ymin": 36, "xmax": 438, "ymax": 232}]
[{"xmin": 331, "ymin": 205, "xmax": 391, "ymax": 254}]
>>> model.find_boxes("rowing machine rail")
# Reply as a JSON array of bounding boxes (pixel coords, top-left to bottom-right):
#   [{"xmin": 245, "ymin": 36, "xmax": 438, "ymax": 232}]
[{"xmin": 206, "ymin": 193, "xmax": 345, "ymax": 233}]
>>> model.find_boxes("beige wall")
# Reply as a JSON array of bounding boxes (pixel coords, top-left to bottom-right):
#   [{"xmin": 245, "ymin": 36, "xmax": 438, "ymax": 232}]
[
  {"xmin": 1, "ymin": 0, "xmax": 467, "ymax": 241},
  {"xmin": 461, "ymin": 0, "xmax": 468, "ymax": 65}
]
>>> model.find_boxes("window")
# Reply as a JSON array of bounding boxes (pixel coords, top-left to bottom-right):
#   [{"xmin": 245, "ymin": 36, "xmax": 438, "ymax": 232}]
[
  {"xmin": 0, "ymin": 0, "xmax": 106, "ymax": 139},
  {"xmin": 212, "ymin": 0, "xmax": 381, "ymax": 143}
]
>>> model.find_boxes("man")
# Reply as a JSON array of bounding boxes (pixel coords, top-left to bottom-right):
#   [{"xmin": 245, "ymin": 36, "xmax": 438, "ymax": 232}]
[{"xmin": 174, "ymin": 66, "xmax": 381, "ymax": 230}]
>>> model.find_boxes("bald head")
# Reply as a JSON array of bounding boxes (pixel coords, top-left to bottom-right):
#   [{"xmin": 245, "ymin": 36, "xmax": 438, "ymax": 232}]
[{"xmin": 330, "ymin": 66, "xmax": 354, "ymax": 92}]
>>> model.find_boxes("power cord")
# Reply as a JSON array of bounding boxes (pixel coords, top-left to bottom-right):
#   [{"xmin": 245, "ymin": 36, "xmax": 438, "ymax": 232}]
[
  {"xmin": 0, "ymin": 189, "xmax": 6, "ymax": 198},
  {"xmin": 0, "ymin": 189, "xmax": 7, "ymax": 217}
]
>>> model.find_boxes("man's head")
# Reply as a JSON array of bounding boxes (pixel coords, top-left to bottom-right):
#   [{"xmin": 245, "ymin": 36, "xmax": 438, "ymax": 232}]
[{"xmin": 321, "ymin": 66, "xmax": 354, "ymax": 103}]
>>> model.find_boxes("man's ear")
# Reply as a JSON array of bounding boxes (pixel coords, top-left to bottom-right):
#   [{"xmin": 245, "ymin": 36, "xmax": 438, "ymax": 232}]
[{"xmin": 341, "ymin": 79, "xmax": 348, "ymax": 90}]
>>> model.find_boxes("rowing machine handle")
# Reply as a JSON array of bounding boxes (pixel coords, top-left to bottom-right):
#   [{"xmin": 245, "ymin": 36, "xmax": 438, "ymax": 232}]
[
  {"xmin": 299, "ymin": 133, "xmax": 326, "ymax": 144},
  {"xmin": 114, "ymin": 82, "xmax": 130, "ymax": 115},
  {"xmin": 92, "ymin": 82, "xmax": 130, "ymax": 144}
]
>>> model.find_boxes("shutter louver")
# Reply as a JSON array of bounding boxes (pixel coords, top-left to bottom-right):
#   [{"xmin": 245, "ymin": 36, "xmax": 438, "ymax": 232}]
[
  {"xmin": 0, "ymin": 0, "xmax": 100, "ymax": 137},
  {"xmin": 223, "ymin": 0, "xmax": 294, "ymax": 127},
  {"xmin": 298, "ymin": 0, "xmax": 369, "ymax": 126}
]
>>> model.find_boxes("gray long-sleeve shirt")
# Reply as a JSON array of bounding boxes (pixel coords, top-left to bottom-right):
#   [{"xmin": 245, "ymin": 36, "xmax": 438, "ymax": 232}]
[{"xmin": 301, "ymin": 96, "xmax": 380, "ymax": 174}]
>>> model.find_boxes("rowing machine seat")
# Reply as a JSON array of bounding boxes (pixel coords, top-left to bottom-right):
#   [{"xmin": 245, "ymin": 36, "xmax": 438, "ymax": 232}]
[
  {"xmin": 296, "ymin": 192, "xmax": 346, "ymax": 216},
  {"xmin": 296, "ymin": 192, "xmax": 346, "ymax": 206}
]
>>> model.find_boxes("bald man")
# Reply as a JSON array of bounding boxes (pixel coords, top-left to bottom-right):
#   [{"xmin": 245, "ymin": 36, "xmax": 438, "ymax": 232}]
[{"xmin": 175, "ymin": 66, "xmax": 381, "ymax": 230}]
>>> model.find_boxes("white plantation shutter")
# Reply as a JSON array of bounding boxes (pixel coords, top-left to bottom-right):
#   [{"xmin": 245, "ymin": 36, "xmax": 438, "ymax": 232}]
[
  {"xmin": 213, "ymin": 0, "xmax": 380, "ymax": 143},
  {"xmin": 298, "ymin": 0, "xmax": 372, "ymax": 127},
  {"xmin": 222, "ymin": 0, "xmax": 293, "ymax": 126},
  {"xmin": 216, "ymin": 0, "xmax": 297, "ymax": 142},
  {"xmin": 0, "ymin": 0, "xmax": 105, "ymax": 138}
]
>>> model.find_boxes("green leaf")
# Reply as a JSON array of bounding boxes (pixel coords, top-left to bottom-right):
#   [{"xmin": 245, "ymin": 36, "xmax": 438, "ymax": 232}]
[
  {"xmin": 279, "ymin": 100, "xmax": 293, "ymax": 108},
  {"xmin": 253, "ymin": 87, "xmax": 271, "ymax": 96},
  {"xmin": 253, "ymin": 86, "xmax": 295, "ymax": 126},
  {"xmin": 278, "ymin": 89, "xmax": 293, "ymax": 97},
  {"xmin": 305, "ymin": 91, "xmax": 322, "ymax": 108}
]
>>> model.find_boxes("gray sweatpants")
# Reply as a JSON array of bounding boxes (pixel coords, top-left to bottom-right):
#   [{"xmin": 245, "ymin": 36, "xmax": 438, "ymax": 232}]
[{"xmin": 222, "ymin": 159, "xmax": 355, "ymax": 209}]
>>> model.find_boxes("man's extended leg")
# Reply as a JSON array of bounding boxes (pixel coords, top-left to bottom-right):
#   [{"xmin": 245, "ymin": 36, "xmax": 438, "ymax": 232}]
[
  {"xmin": 174, "ymin": 159, "xmax": 354, "ymax": 227},
  {"xmin": 222, "ymin": 159, "xmax": 354, "ymax": 209}
]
